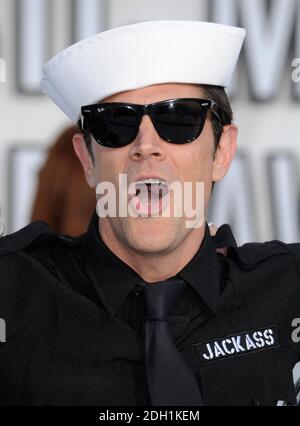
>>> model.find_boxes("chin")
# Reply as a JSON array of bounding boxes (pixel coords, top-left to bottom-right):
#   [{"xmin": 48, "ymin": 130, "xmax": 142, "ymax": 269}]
[
  {"xmin": 129, "ymin": 238, "xmax": 173, "ymax": 255},
  {"xmin": 125, "ymin": 218, "xmax": 179, "ymax": 254}
]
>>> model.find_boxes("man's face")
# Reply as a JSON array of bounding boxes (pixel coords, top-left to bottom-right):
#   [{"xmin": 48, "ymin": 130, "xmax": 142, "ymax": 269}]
[{"xmin": 75, "ymin": 83, "xmax": 237, "ymax": 255}]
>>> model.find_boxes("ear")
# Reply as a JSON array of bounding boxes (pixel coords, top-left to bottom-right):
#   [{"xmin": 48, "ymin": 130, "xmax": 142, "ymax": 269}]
[
  {"xmin": 72, "ymin": 133, "xmax": 96, "ymax": 188},
  {"xmin": 212, "ymin": 124, "xmax": 238, "ymax": 182}
]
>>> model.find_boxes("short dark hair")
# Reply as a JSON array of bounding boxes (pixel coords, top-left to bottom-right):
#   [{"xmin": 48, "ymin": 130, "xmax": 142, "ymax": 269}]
[
  {"xmin": 199, "ymin": 84, "xmax": 233, "ymax": 151},
  {"xmin": 77, "ymin": 84, "xmax": 233, "ymax": 160},
  {"xmin": 77, "ymin": 118, "xmax": 95, "ymax": 164}
]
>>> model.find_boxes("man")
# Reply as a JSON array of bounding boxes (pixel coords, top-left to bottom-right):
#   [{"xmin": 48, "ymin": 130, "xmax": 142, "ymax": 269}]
[{"xmin": 0, "ymin": 20, "xmax": 300, "ymax": 406}]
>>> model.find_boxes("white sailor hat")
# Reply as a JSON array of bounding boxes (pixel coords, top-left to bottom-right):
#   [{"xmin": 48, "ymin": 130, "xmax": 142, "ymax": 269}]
[{"xmin": 41, "ymin": 20, "xmax": 246, "ymax": 122}]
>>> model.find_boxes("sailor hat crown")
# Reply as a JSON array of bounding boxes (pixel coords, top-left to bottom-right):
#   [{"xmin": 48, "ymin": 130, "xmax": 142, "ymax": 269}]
[{"xmin": 41, "ymin": 20, "xmax": 246, "ymax": 122}]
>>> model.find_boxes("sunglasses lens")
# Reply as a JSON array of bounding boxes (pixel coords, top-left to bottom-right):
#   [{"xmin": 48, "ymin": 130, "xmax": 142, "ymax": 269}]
[
  {"xmin": 154, "ymin": 100, "xmax": 208, "ymax": 144},
  {"xmin": 89, "ymin": 105, "xmax": 139, "ymax": 147}
]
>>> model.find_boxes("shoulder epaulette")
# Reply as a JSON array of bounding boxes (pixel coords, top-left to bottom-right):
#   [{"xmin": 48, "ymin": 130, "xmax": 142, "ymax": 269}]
[
  {"xmin": 0, "ymin": 221, "xmax": 73, "ymax": 256},
  {"xmin": 230, "ymin": 240, "xmax": 289, "ymax": 267}
]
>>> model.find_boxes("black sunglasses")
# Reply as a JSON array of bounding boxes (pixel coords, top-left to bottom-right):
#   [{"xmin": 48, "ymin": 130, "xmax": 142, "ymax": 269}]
[{"xmin": 81, "ymin": 98, "xmax": 223, "ymax": 148}]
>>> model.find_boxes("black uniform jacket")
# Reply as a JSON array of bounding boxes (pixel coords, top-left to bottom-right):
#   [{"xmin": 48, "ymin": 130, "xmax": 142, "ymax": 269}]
[{"xmin": 0, "ymin": 212, "xmax": 300, "ymax": 406}]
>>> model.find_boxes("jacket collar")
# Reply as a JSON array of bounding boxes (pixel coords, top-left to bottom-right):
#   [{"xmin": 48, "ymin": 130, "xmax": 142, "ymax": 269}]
[{"xmin": 82, "ymin": 212, "xmax": 237, "ymax": 317}]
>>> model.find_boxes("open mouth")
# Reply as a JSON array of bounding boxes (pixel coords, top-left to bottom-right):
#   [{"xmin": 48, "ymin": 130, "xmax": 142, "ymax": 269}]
[{"xmin": 134, "ymin": 178, "xmax": 170, "ymax": 216}]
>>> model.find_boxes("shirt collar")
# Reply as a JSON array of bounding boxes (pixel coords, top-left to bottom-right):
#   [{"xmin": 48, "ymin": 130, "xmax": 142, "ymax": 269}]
[
  {"xmin": 178, "ymin": 224, "xmax": 225, "ymax": 314},
  {"xmin": 82, "ymin": 212, "xmax": 237, "ymax": 318},
  {"xmin": 82, "ymin": 212, "xmax": 141, "ymax": 318}
]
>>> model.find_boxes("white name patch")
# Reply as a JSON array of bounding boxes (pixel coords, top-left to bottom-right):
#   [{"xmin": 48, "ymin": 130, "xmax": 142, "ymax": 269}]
[{"xmin": 194, "ymin": 327, "xmax": 280, "ymax": 363}]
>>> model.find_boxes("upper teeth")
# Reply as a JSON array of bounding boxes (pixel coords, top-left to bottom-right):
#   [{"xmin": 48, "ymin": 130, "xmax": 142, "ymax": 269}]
[{"xmin": 136, "ymin": 179, "xmax": 167, "ymax": 186}]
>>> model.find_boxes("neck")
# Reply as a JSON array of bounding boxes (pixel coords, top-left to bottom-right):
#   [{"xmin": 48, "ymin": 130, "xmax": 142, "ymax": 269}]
[{"xmin": 98, "ymin": 220, "xmax": 206, "ymax": 283}]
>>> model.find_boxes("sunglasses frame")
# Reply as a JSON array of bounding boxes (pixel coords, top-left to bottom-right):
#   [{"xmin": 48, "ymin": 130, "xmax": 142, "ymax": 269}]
[{"xmin": 81, "ymin": 98, "xmax": 223, "ymax": 148}]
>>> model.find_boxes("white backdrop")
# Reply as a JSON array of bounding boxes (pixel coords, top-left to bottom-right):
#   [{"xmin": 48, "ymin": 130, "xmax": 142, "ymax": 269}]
[{"xmin": 0, "ymin": 0, "xmax": 300, "ymax": 388}]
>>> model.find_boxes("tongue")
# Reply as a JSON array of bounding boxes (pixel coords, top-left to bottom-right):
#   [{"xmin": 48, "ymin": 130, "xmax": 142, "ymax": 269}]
[
  {"xmin": 148, "ymin": 184, "xmax": 162, "ymax": 196},
  {"xmin": 135, "ymin": 185, "xmax": 162, "ymax": 210},
  {"xmin": 136, "ymin": 184, "xmax": 163, "ymax": 198},
  {"xmin": 134, "ymin": 184, "xmax": 170, "ymax": 216}
]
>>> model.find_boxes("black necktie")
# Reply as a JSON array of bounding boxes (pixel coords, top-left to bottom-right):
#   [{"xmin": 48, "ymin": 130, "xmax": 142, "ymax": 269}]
[{"xmin": 142, "ymin": 278, "xmax": 203, "ymax": 406}]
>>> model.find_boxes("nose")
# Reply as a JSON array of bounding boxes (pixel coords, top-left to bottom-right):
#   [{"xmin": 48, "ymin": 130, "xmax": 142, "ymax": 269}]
[{"xmin": 128, "ymin": 115, "xmax": 166, "ymax": 161}]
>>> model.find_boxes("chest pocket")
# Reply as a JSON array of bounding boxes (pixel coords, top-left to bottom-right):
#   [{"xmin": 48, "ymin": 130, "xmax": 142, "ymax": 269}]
[{"xmin": 196, "ymin": 347, "xmax": 296, "ymax": 406}]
